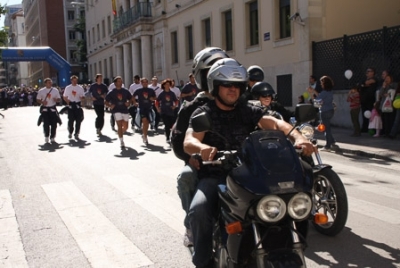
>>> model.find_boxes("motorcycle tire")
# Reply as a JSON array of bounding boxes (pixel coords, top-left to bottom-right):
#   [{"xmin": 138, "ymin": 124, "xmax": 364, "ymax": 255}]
[{"xmin": 311, "ymin": 168, "xmax": 348, "ymax": 236}]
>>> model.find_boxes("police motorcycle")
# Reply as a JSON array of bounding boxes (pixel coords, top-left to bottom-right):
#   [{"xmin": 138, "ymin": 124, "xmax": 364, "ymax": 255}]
[
  {"xmin": 191, "ymin": 104, "xmax": 328, "ymax": 268},
  {"xmin": 289, "ymin": 99, "xmax": 348, "ymax": 237}
]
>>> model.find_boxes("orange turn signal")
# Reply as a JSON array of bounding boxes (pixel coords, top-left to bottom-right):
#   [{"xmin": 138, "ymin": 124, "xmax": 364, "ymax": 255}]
[
  {"xmin": 317, "ymin": 124, "xmax": 326, "ymax": 132},
  {"xmin": 225, "ymin": 221, "xmax": 243, "ymax": 234},
  {"xmin": 314, "ymin": 213, "xmax": 329, "ymax": 225}
]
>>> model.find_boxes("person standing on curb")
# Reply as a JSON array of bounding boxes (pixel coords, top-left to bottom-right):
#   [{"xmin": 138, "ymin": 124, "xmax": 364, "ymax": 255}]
[
  {"xmin": 347, "ymin": 85, "xmax": 361, "ymax": 137},
  {"xmin": 63, "ymin": 75, "xmax": 85, "ymax": 140},
  {"xmin": 89, "ymin": 74, "xmax": 108, "ymax": 136},
  {"xmin": 37, "ymin": 78, "xmax": 61, "ymax": 143}
]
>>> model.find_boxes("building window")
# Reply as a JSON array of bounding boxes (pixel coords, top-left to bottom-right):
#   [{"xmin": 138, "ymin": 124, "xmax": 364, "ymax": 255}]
[
  {"xmin": 99, "ymin": 60, "xmax": 102, "ymax": 73},
  {"xmin": 97, "ymin": 24, "xmax": 100, "ymax": 41},
  {"xmin": 67, "ymin": 10, "xmax": 74, "ymax": 20},
  {"xmin": 186, "ymin": 25, "xmax": 193, "ymax": 60},
  {"xmin": 276, "ymin": 74, "xmax": 292, "ymax": 106},
  {"xmin": 107, "ymin": 16, "xmax": 111, "ymax": 34},
  {"xmin": 104, "ymin": 59, "xmax": 108, "ymax": 78},
  {"xmin": 70, "ymin": 50, "xmax": 77, "ymax": 62},
  {"xmin": 223, "ymin": 10, "xmax": 233, "ymax": 51},
  {"xmin": 102, "ymin": 20, "xmax": 106, "ymax": 38},
  {"xmin": 80, "ymin": 10, "xmax": 85, "ymax": 18},
  {"xmin": 171, "ymin": 31, "xmax": 178, "ymax": 64},
  {"xmin": 248, "ymin": 1, "xmax": 259, "ymax": 46},
  {"xmin": 203, "ymin": 18, "xmax": 211, "ymax": 47},
  {"xmin": 69, "ymin": 31, "xmax": 76, "ymax": 40},
  {"xmin": 87, "ymin": 31, "xmax": 91, "ymax": 45},
  {"xmin": 92, "ymin": 27, "xmax": 95, "ymax": 44},
  {"xmin": 109, "ymin": 56, "xmax": 113, "ymax": 78},
  {"xmin": 279, "ymin": 0, "xmax": 291, "ymax": 39}
]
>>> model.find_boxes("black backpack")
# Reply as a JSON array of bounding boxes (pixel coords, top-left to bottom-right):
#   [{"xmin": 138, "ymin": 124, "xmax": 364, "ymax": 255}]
[{"xmin": 170, "ymin": 95, "xmax": 211, "ymax": 163}]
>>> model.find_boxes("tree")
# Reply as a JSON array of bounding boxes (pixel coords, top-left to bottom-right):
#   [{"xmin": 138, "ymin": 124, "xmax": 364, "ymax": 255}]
[{"xmin": 0, "ymin": 4, "xmax": 8, "ymax": 49}]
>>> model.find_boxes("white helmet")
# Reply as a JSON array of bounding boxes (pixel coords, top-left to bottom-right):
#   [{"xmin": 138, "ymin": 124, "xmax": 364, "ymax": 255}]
[
  {"xmin": 207, "ymin": 58, "xmax": 248, "ymax": 96},
  {"xmin": 192, "ymin": 47, "xmax": 229, "ymax": 91}
]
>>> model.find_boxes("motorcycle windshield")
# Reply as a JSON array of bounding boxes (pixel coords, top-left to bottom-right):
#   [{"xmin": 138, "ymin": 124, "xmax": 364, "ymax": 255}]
[{"xmin": 231, "ymin": 130, "xmax": 307, "ymax": 195}]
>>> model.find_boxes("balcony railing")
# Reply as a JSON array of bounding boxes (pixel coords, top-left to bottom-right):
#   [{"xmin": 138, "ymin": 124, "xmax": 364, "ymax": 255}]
[{"xmin": 113, "ymin": 3, "xmax": 152, "ymax": 34}]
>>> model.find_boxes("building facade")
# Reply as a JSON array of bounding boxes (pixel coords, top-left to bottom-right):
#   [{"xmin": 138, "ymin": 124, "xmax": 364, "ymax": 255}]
[
  {"xmin": 85, "ymin": 0, "xmax": 400, "ymax": 107},
  {"xmin": 22, "ymin": 0, "xmax": 67, "ymax": 87}
]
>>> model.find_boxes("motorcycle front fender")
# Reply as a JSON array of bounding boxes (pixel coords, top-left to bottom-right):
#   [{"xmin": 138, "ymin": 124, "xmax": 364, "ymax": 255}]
[{"xmin": 312, "ymin": 164, "xmax": 332, "ymax": 174}]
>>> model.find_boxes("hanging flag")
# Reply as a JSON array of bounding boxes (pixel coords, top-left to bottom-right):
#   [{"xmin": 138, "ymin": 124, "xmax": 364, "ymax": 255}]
[{"xmin": 112, "ymin": 0, "xmax": 117, "ymax": 15}]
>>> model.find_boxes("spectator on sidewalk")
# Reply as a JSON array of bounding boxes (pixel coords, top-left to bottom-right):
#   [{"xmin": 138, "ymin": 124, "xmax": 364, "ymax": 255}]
[
  {"xmin": 359, "ymin": 67, "xmax": 377, "ymax": 133},
  {"xmin": 347, "ymin": 85, "xmax": 361, "ymax": 137},
  {"xmin": 311, "ymin": 75, "xmax": 336, "ymax": 150},
  {"xmin": 389, "ymin": 83, "xmax": 400, "ymax": 139},
  {"xmin": 369, "ymin": 101, "xmax": 383, "ymax": 137},
  {"xmin": 378, "ymin": 74, "xmax": 396, "ymax": 137}
]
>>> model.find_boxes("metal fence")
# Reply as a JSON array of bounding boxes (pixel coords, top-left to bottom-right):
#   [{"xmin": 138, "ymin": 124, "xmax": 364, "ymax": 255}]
[{"xmin": 312, "ymin": 25, "xmax": 400, "ymax": 90}]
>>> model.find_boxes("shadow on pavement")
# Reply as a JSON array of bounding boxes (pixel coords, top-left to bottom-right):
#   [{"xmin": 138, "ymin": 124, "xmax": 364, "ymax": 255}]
[
  {"xmin": 38, "ymin": 142, "xmax": 64, "ymax": 152},
  {"xmin": 143, "ymin": 143, "xmax": 171, "ymax": 154},
  {"xmin": 306, "ymin": 227, "xmax": 400, "ymax": 268},
  {"xmin": 95, "ymin": 135, "xmax": 118, "ymax": 143},
  {"xmin": 66, "ymin": 139, "xmax": 91, "ymax": 149},
  {"xmin": 114, "ymin": 147, "xmax": 145, "ymax": 160}
]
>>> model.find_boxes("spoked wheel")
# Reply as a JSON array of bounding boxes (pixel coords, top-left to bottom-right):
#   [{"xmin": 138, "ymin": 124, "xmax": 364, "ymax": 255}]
[{"xmin": 312, "ymin": 168, "xmax": 348, "ymax": 236}]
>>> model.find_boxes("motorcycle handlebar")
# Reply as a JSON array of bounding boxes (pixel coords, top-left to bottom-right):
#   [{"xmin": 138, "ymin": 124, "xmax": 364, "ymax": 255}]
[{"xmin": 191, "ymin": 151, "xmax": 237, "ymax": 166}]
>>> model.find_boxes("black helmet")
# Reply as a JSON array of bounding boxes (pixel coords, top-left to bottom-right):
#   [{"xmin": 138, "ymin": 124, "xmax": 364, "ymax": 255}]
[
  {"xmin": 192, "ymin": 47, "xmax": 229, "ymax": 91},
  {"xmin": 247, "ymin": 65, "xmax": 264, "ymax": 82},
  {"xmin": 251, "ymin": 82, "xmax": 275, "ymax": 100}
]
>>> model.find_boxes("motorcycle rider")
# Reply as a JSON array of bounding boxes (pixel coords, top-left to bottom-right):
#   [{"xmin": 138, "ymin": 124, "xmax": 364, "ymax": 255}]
[
  {"xmin": 251, "ymin": 81, "xmax": 293, "ymax": 122},
  {"xmin": 240, "ymin": 65, "xmax": 265, "ymax": 103},
  {"xmin": 171, "ymin": 47, "xmax": 229, "ymax": 247},
  {"xmin": 183, "ymin": 58, "xmax": 315, "ymax": 268}
]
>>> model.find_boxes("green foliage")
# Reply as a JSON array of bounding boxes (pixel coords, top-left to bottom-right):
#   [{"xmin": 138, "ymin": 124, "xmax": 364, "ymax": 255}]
[
  {"xmin": 73, "ymin": 16, "xmax": 87, "ymax": 63},
  {"xmin": 0, "ymin": 4, "xmax": 8, "ymax": 58}
]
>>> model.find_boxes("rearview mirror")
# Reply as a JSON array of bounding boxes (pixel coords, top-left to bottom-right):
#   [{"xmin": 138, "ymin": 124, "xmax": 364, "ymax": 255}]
[
  {"xmin": 191, "ymin": 112, "xmax": 212, "ymax": 132},
  {"xmin": 294, "ymin": 104, "xmax": 316, "ymax": 125}
]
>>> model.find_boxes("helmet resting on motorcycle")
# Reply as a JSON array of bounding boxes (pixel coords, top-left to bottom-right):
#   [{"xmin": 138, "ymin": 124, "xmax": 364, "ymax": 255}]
[
  {"xmin": 251, "ymin": 81, "xmax": 276, "ymax": 100},
  {"xmin": 247, "ymin": 65, "xmax": 265, "ymax": 82},
  {"xmin": 207, "ymin": 58, "xmax": 248, "ymax": 97},
  {"xmin": 192, "ymin": 47, "xmax": 230, "ymax": 91}
]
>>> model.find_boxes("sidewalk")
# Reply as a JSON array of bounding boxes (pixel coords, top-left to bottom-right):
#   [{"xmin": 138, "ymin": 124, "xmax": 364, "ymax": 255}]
[{"xmin": 315, "ymin": 127, "xmax": 400, "ymax": 162}]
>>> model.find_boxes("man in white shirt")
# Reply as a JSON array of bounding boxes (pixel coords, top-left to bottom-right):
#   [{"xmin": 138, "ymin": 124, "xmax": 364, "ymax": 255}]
[
  {"xmin": 63, "ymin": 75, "xmax": 85, "ymax": 140},
  {"xmin": 128, "ymin": 75, "xmax": 142, "ymax": 130},
  {"xmin": 149, "ymin": 76, "xmax": 162, "ymax": 133},
  {"xmin": 36, "ymin": 78, "xmax": 61, "ymax": 143}
]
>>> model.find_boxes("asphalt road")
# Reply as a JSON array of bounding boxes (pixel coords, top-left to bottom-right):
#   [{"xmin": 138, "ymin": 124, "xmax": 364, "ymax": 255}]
[{"xmin": 0, "ymin": 107, "xmax": 399, "ymax": 268}]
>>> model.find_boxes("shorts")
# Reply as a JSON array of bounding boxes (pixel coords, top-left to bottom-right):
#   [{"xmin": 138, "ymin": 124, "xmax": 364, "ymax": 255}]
[{"xmin": 114, "ymin": 112, "xmax": 129, "ymax": 122}]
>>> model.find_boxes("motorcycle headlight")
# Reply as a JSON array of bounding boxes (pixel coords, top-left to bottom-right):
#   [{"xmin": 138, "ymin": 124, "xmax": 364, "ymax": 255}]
[
  {"xmin": 299, "ymin": 124, "xmax": 314, "ymax": 139},
  {"xmin": 256, "ymin": 195, "xmax": 286, "ymax": 222},
  {"xmin": 287, "ymin": 193, "xmax": 312, "ymax": 220}
]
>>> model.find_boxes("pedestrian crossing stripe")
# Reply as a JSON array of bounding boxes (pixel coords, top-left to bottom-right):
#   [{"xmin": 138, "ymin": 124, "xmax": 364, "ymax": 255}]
[
  {"xmin": 0, "ymin": 189, "xmax": 29, "ymax": 268},
  {"xmin": 42, "ymin": 181, "xmax": 153, "ymax": 268},
  {"xmin": 103, "ymin": 174, "xmax": 186, "ymax": 235}
]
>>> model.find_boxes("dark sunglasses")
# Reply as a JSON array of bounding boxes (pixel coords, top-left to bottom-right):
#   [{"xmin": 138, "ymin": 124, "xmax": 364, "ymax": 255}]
[{"xmin": 220, "ymin": 82, "xmax": 244, "ymax": 88}]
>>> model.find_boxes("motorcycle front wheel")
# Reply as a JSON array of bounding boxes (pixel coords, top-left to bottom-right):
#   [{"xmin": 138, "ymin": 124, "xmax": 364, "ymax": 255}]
[{"xmin": 312, "ymin": 168, "xmax": 348, "ymax": 236}]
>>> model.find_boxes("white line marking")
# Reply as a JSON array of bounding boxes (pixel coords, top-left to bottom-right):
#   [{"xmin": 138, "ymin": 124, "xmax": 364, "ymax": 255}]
[
  {"xmin": 104, "ymin": 175, "xmax": 186, "ymax": 234},
  {"xmin": 42, "ymin": 181, "xmax": 152, "ymax": 268},
  {"xmin": 348, "ymin": 196, "xmax": 400, "ymax": 225},
  {"xmin": 0, "ymin": 189, "xmax": 29, "ymax": 268}
]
